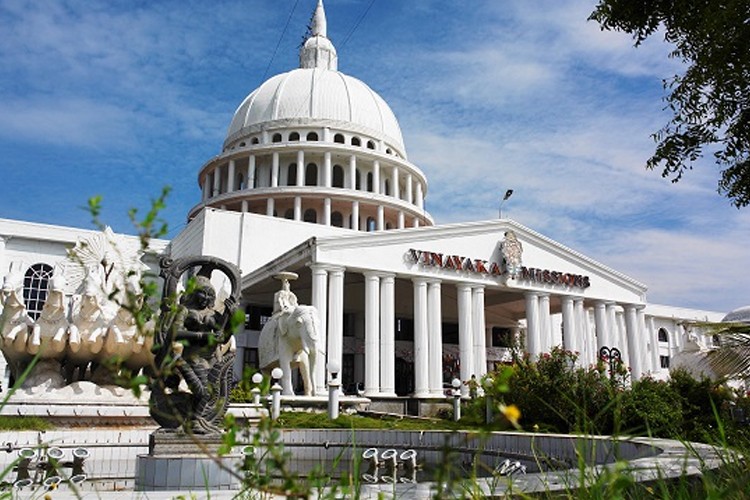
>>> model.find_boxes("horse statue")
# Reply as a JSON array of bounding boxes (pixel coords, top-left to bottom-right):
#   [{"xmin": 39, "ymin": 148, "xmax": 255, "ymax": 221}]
[
  {"xmin": 150, "ymin": 256, "xmax": 240, "ymax": 434},
  {"xmin": 66, "ymin": 273, "xmax": 109, "ymax": 383},
  {"xmin": 258, "ymin": 273, "xmax": 323, "ymax": 396},
  {"xmin": 0, "ymin": 271, "xmax": 34, "ymax": 382}
]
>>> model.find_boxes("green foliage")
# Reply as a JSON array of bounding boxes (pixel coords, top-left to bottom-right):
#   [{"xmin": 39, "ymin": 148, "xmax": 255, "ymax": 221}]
[
  {"xmin": 0, "ymin": 416, "xmax": 51, "ymax": 431},
  {"xmin": 621, "ymin": 376, "xmax": 682, "ymax": 437},
  {"xmin": 590, "ymin": 0, "xmax": 750, "ymax": 207}
]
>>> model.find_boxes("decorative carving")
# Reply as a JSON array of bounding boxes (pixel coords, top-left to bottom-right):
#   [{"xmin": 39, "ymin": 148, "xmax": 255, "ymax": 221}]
[
  {"xmin": 0, "ymin": 271, "xmax": 34, "ymax": 382},
  {"xmin": 501, "ymin": 230, "xmax": 523, "ymax": 279},
  {"xmin": 258, "ymin": 272, "xmax": 322, "ymax": 396},
  {"xmin": 150, "ymin": 256, "xmax": 240, "ymax": 434}
]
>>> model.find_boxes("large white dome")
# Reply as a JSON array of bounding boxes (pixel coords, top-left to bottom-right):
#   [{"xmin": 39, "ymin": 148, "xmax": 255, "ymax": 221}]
[{"xmin": 225, "ymin": 67, "xmax": 405, "ymax": 156}]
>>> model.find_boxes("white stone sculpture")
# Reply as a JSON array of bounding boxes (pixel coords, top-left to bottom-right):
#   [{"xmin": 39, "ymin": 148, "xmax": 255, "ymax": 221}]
[
  {"xmin": 66, "ymin": 273, "xmax": 109, "ymax": 383},
  {"xmin": 0, "ymin": 270, "xmax": 34, "ymax": 380},
  {"xmin": 28, "ymin": 273, "xmax": 69, "ymax": 360},
  {"xmin": 258, "ymin": 272, "xmax": 323, "ymax": 396}
]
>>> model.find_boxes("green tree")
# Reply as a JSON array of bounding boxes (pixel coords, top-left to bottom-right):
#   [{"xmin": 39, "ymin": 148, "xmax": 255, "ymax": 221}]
[{"xmin": 590, "ymin": 0, "xmax": 750, "ymax": 207}]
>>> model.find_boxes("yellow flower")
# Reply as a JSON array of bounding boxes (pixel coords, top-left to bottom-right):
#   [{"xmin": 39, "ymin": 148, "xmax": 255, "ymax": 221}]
[{"xmin": 499, "ymin": 404, "xmax": 521, "ymax": 427}]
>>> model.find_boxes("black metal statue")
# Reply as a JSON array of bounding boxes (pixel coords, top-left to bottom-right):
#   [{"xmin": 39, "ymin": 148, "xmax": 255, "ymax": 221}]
[{"xmin": 150, "ymin": 256, "xmax": 240, "ymax": 434}]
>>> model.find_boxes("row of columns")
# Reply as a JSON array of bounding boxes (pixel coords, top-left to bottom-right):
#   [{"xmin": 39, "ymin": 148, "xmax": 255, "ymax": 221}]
[
  {"xmin": 525, "ymin": 294, "xmax": 661, "ymax": 380},
  {"xmin": 202, "ymin": 152, "xmax": 425, "ymax": 210},
  {"xmin": 308, "ymin": 265, "xmax": 487, "ymax": 398}
]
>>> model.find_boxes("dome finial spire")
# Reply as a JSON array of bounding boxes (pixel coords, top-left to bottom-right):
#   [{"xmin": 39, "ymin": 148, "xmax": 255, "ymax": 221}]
[
  {"xmin": 300, "ymin": 0, "xmax": 337, "ymax": 71},
  {"xmin": 311, "ymin": 0, "xmax": 327, "ymax": 38}
]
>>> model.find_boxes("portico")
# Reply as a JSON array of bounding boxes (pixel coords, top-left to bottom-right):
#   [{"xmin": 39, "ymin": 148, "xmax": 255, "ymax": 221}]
[{"xmin": 237, "ymin": 213, "xmax": 654, "ymax": 405}]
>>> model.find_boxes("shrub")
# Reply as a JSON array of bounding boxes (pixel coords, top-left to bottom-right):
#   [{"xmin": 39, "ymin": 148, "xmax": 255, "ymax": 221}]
[{"xmin": 621, "ymin": 376, "xmax": 682, "ymax": 437}]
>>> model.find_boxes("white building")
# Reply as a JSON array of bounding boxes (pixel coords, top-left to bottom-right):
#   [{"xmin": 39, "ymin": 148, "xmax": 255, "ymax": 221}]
[{"xmin": 0, "ymin": 1, "xmax": 724, "ymax": 412}]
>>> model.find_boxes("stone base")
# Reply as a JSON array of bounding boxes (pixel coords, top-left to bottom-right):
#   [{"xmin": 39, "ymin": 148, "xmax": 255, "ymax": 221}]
[
  {"xmin": 136, "ymin": 430, "xmax": 241, "ymax": 491},
  {"xmin": 135, "ymin": 453, "xmax": 241, "ymax": 491}
]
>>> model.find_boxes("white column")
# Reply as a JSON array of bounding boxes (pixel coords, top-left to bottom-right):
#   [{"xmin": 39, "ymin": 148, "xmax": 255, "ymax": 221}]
[
  {"xmin": 606, "ymin": 302, "xmax": 618, "ymax": 349},
  {"xmin": 380, "ymin": 274, "xmax": 396, "ymax": 397},
  {"xmin": 594, "ymin": 301, "xmax": 608, "ymax": 355},
  {"xmin": 324, "ymin": 152, "xmax": 332, "ymax": 187},
  {"xmin": 294, "ymin": 197, "xmax": 302, "ymax": 221},
  {"xmin": 373, "ymin": 160, "xmax": 380, "ymax": 194},
  {"xmin": 247, "ymin": 155, "xmax": 256, "ymax": 189},
  {"xmin": 637, "ymin": 307, "xmax": 650, "ymax": 373},
  {"xmin": 416, "ymin": 182, "xmax": 424, "ymax": 209},
  {"xmin": 397, "ymin": 211, "xmax": 405, "ymax": 229},
  {"xmin": 241, "ymin": 200, "xmax": 248, "ymax": 212},
  {"xmin": 310, "ymin": 265, "xmax": 328, "ymax": 394},
  {"xmin": 648, "ymin": 316, "xmax": 660, "ymax": 373},
  {"xmin": 202, "ymin": 174, "xmax": 210, "ymax": 201},
  {"xmin": 348, "ymin": 155, "xmax": 357, "ymax": 189},
  {"xmin": 266, "ymin": 198, "xmax": 274, "ymax": 216},
  {"xmin": 351, "ymin": 201, "xmax": 359, "ymax": 230},
  {"xmin": 377, "ymin": 205, "xmax": 384, "ymax": 230},
  {"xmin": 227, "ymin": 159, "xmax": 236, "ymax": 192},
  {"xmin": 427, "ymin": 280, "xmax": 443, "ymax": 396},
  {"xmin": 296, "ymin": 151, "xmax": 305, "ymax": 187},
  {"xmin": 412, "ymin": 278, "xmax": 429, "ymax": 397},
  {"xmin": 413, "ymin": 218, "xmax": 420, "ymax": 228},
  {"xmin": 472, "ymin": 286, "xmax": 487, "ymax": 377},
  {"xmin": 271, "ymin": 152, "xmax": 279, "ymax": 187},
  {"xmin": 212, "ymin": 166, "xmax": 221, "ymax": 196},
  {"xmin": 616, "ymin": 310, "xmax": 628, "ymax": 362},
  {"xmin": 561, "ymin": 296, "xmax": 576, "ymax": 353},
  {"xmin": 574, "ymin": 298, "xmax": 586, "ymax": 361},
  {"xmin": 328, "ymin": 267, "xmax": 345, "ymax": 387},
  {"xmin": 456, "ymin": 284, "xmax": 474, "ymax": 396},
  {"xmin": 406, "ymin": 173, "xmax": 413, "ymax": 204},
  {"xmin": 391, "ymin": 167, "xmax": 400, "ymax": 199},
  {"xmin": 364, "ymin": 272, "xmax": 380, "ymax": 396},
  {"xmin": 0, "ymin": 236, "xmax": 7, "ymax": 276},
  {"xmin": 624, "ymin": 305, "xmax": 642, "ymax": 380},
  {"xmin": 324, "ymin": 198, "xmax": 331, "ymax": 226},
  {"xmin": 525, "ymin": 293, "xmax": 541, "ymax": 359},
  {"xmin": 539, "ymin": 294, "xmax": 551, "ymax": 354}
]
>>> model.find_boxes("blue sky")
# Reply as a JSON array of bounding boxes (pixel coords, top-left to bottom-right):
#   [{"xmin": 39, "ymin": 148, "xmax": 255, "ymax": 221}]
[{"xmin": 0, "ymin": 0, "xmax": 747, "ymax": 312}]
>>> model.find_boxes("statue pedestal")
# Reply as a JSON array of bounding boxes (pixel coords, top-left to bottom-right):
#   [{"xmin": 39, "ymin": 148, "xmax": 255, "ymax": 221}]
[{"xmin": 135, "ymin": 430, "xmax": 240, "ymax": 491}]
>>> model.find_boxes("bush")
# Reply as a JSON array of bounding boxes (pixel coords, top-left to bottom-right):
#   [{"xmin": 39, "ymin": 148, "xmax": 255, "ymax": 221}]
[{"xmin": 621, "ymin": 376, "xmax": 682, "ymax": 437}]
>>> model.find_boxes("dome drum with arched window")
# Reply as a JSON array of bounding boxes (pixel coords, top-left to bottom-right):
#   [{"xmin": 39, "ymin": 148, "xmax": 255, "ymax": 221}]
[{"xmin": 189, "ymin": 0, "xmax": 432, "ymax": 231}]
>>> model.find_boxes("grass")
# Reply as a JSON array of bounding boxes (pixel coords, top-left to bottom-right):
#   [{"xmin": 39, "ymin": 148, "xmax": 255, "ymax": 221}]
[
  {"xmin": 0, "ymin": 415, "xmax": 52, "ymax": 431},
  {"xmin": 275, "ymin": 411, "xmax": 469, "ymax": 431}
]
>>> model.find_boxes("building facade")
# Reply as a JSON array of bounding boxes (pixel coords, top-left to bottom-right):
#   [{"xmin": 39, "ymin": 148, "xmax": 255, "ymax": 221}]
[{"xmin": 0, "ymin": 1, "xmax": 725, "ymax": 404}]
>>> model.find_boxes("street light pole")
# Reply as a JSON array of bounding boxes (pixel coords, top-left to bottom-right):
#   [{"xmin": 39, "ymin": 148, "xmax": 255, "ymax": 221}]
[{"xmin": 499, "ymin": 189, "xmax": 514, "ymax": 218}]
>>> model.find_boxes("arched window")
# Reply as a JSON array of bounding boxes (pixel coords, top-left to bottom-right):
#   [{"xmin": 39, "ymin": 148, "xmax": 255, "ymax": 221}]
[
  {"xmin": 306, "ymin": 131, "xmax": 318, "ymax": 141},
  {"xmin": 351, "ymin": 137, "xmax": 361, "ymax": 147},
  {"xmin": 23, "ymin": 263, "xmax": 53, "ymax": 320},
  {"xmin": 386, "ymin": 148, "xmax": 392, "ymax": 154},
  {"xmin": 287, "ymin": 163, "xmax": 298, "ymax": 186},
  {"xmin": 334, "ymin": 133, "xmax": 345, "ymax": 144},
  {"xmin": 289, "ymin": 132, "xmax": 300, "ymax": 141},
  {"xmin": 237, "ymin": 173, "xmax": 245, "ymax": 190},
  {"xmin": 366, "ymin": 217, "xmax": 376, "ymax": 232},
  {"xmin": 355, "ymin": 169, "xmax": 361, "ymax": 190},
  {"xmin": 366, "ymin": 172, "xmax": 373, "ymax": 192},
  {"xmin": 657, "ymin": 328, "xmax": 669, "ymax": 343},
  {"xmin": 239, "ymin": 142, "xmax": 246, "ymax": 147},
  {"xmin": 332, "ymin": 165, "xmax": 344, "ymax": 188},
  {"xmin": 305, "ymin": 163, "xmax": 318, "ymax": 186},
  {"xmin": 251, "ymin": 137, "xmax": 259, "ymax": 145},
  {"xmin": 385, "ymin": 222, "xmax": 392, "ymax": 230},
  {"xmin": 384, "ymin": 179, "xmax": 390, "ymax": 196},
  {"xmin": 304, "ymin": 209, "xmax": 317, "ymax": 223},
  {"xmin": 331, "ymin": 211, "xmax": 344, "ymax": 227},
  {"xmin": 272, "ymin": 133, "xmax": 282, "ymax": 143},
  {"xmin": 284, "ymin": 208, "xmax": 294, "ymax": 220},
  {"xmin": 366, "ymin": 140, "xmax": 375, "ymax": 150}
]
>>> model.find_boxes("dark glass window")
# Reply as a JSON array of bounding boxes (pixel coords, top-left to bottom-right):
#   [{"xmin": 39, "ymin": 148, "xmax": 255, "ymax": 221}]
[
  {"xmin": 658, "ymin": 328, "xmax": 669, "ymax": 343},
  {"xmin": 492, "ymin": 327, "xmax": 514, "ymax": 348},
  {"xmin": 395, "ymin": 318, "xmax": 414, "ymax": 341},
  {"xmin": 660, "ymin": 355, "xmax": 670, "ymax": 369},
  {"xmin": 245, "ymin": 304, "xmax": 273, "ymax": 330},
  {"xmin": 23, "ymin": 263, "xmax": 53, "ymax": 320}
]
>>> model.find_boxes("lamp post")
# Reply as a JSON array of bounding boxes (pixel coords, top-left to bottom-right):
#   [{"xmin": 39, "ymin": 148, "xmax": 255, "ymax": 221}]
[
  {"xmin": 270, "ymin": 367, "xmax": 283, "ymax": 420},
  {"xmin": 451, "ymin": 378, "xmax": 462, "ymax": 422},
  {"xmin": 327, "ymin": 361, "xmax": 341, "ymax": 420},
  {"xmin": 251, "ymin": 372, "xmax": 263, "ymax": 406},
  {"xmin": 498, "ymin": 189, "xmax": 514, "ymax": 218},
  {"xmin": 483, "ymin": 376, "xmax": 494, "ymax": 424},
  {"xmin": 599, "ymin": 346, "xmax": 622, "ymax": 381}
]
